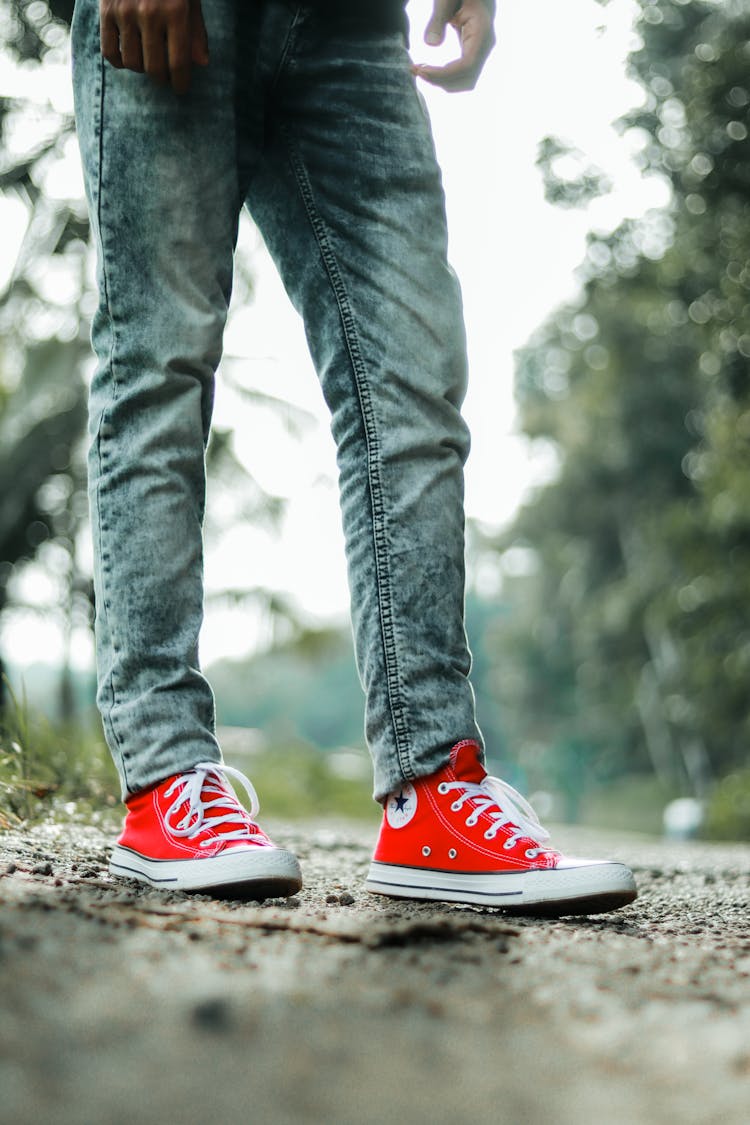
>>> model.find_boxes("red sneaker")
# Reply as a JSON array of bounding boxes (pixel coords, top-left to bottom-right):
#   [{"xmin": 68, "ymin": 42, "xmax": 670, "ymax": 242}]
[
  {"xmin": 365, "ymin": 741, "xmax": 637, "ymax": 915},
  {"xmin": 109, "ymin": 762, "xmax": 302, "ymax": 899}
]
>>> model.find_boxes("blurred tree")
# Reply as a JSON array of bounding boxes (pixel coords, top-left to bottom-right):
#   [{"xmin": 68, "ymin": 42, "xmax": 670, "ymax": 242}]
[
  {"xmin": 1, "ymin": 0, "xmax": 90, "ymax": 714},
  {"xmin": 494, "ymin": 0, "xmax": 750, "ymax": 801},
  {"xmin": 0, "ymin": 1, "xmax": 315, "ymax": 716}
]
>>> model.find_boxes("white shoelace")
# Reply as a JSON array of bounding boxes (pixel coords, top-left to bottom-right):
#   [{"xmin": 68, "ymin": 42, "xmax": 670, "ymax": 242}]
[
  {"xmin": 163, "ymin": 762, "xmax": 265, "ymax": 848},
  {"xmin": 439, "ymin": 775, "xmax": 552, "ymax": 859}
]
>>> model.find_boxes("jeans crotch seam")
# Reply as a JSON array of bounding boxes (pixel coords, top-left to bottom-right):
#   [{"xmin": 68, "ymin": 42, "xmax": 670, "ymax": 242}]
[
  {"xmin": 267, "ymin": 5, "xmax": 304, "ymax": 96},
  {"xmin": 280, "ymin": 124, "xmax": 414, "ymax": 783},
  {"xmin": 93, "ymin": 56, "xmax": 128, "ymax": 786}
]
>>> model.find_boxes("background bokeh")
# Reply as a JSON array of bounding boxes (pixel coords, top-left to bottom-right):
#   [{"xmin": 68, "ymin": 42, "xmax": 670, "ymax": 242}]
[{"xmin": 1, "ymin": 0, "xmax": 749, "ymax": 839}]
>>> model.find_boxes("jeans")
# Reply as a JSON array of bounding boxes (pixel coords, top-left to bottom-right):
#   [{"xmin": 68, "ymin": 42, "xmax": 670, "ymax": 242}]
[{"xmin": 71, "ymin": 0, "xmax": 483, "ymax": 802}]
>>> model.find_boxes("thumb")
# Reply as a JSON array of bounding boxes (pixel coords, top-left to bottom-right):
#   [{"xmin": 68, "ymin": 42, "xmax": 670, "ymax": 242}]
[{"xmin": 425, "ymin": 0, "xmax": 460, "ymax": 46}]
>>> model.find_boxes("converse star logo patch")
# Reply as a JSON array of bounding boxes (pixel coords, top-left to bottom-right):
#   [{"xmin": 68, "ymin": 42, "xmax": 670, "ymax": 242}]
[{"xmin": 386, "ymin": 783, "xmax": 417, "ymax": 828}]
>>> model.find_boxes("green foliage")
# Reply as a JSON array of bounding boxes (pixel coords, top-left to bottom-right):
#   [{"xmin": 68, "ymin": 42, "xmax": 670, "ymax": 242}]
[
  {"xmin": 0, "ymin": 2, "xmax": 312, "ymax": 705},
  {"xmin": 577, "ymin": 775, "xmax": 680, "ymax": 837},
  {"xmin": 492, "ymin": 0, "xmax": 750, "ymax": 814},
  {"xmin": 0, "ymin": 2, "xmax": 93, "ymax": 709},
  {"xmin": 211, "ymin": 628, "xmax": 366, "ymax": 749},
  {"xmin": 703, "ymin": 769, "xmax": 750, "ymax": 841},
  {"xmin": 225, "ymin": 742, "xmax": 378, "ymax": 823},
  {"xmin": 536, "ymin": 135, "xmax": 613, "ymax": 209}
]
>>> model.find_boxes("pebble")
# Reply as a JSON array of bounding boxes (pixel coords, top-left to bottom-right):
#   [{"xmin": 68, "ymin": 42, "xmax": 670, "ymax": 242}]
[
  {"xmin": 32, "ymin": 862, "xmax": 52, "ymax": 876},
  {"xmin": 339, "ymin": 893, "xmax": 356, "ymax": 906},
  {"xmin": 4, "ymin": 862, "xmax": 17, "ymax": 875},
  {"xmin": 191, "ymin": 997, "xmax": 233, "ymax": 1032}
]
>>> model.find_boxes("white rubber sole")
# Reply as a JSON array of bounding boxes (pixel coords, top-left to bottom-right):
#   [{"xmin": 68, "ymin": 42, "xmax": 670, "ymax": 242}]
[
  {"xmin": 365, "ymin": 859, "xmax": 637, "ymax": 916},
  {"xmin": 110, "ymin": 844, "xmax": 302, "ymax": 899}
]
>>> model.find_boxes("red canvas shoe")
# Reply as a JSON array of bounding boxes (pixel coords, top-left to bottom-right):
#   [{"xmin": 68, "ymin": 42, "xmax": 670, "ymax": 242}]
[
  {"xmin": 109, "ymin": 762, "xmax": 302, "ymax": 898},
  {"xmin": 365, "ymin": 740, "xmax": 637, "ymax": 915}
]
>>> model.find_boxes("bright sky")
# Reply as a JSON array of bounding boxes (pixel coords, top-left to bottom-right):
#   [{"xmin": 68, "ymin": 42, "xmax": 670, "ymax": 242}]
[{"xmin": 1, "ymin": 0, "xmax": 669, "ymax": 670}]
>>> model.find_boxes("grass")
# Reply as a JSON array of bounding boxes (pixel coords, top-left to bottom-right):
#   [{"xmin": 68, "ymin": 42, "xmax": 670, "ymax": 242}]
[
  {"xmin": 0, "ymin": 678, "xmax": 119, "ymax": 829},
  {"xmin": 0, "ymin": 681, "xmax": 378, "ymax": 829},
  {"xmin": 224, "ymin": 742, "xmax": 379, "ymax": 823}
]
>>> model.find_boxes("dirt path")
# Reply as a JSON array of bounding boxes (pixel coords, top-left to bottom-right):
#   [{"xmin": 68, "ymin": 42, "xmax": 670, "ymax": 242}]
[{"xmin": 1, "ymin": 820, "xmax": 748, "ymax": 1124}]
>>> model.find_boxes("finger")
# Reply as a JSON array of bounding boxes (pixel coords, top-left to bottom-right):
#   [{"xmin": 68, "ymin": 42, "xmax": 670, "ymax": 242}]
[
  {"xmin": 425, "ymin": 0, "xmax": 460, "ymax": 46},
  {"xmin": 190, "ymin": 0, "xmax": 209, "ymax": 66},
  {"xmin": 100, "ymin": 12, "xmax": 124, "ymax": 68},
  {"xmin": 118, "ymin": 21, "xmax": 145, "ymax": 73},
  {"xmin": 166, "ymin": 4, "xmax": 192, "ymax": 94},
  {"xmin": 415, "ymin": 16, "xmax": 494, "ymax": 91},
  {"xmin": 140, "ymin": 23, "xmax": 169, "ymax": 85},
  {"xmin": 414, "ymin": 63, "xmax": 475, "ymax": 92}
]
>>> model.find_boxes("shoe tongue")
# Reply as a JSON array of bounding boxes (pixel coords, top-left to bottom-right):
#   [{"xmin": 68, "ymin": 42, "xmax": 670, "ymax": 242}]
[
  {"xmin": 449, "ymin": 740, "xmax": 486, "ymax": 785},
  {"xmin": 199, "ymin": 776, "xmax": 246, "ymax": 818},
  {"xmin": 179, "ymin": 773, "xmax": 247, "ymax": 833}
]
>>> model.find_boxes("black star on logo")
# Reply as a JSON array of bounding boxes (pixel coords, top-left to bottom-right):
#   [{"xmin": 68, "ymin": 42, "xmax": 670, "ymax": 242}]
[{"xmin": 393, "ymin": 790, "xmax": 409, "ymax": 814}]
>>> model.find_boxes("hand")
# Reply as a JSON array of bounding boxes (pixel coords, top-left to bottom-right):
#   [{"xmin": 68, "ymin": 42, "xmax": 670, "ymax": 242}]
[
  {"xmin": 412, "ymin": 0, "xmax": 496, "ymax": 92},
  {"xmin": 100, "ymin": 0, "xmax": 209, "ymax": 95}
]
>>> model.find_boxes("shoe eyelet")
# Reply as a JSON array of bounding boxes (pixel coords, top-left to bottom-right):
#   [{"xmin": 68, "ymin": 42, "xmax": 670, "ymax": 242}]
[
  {"xmin": 503, "ymin": 840, "xmax": 515, "ymax": 851},
  {"xmin": 465, "ymin": 815, "xmax": 478, "ymax": 828},
  {"xmin": 448, "ymin": 848, "xmax": 457, "ymax": 860},
  {"xmin": 450, "ymin": 801, "xmax": 462, "ymax": 812},
  {"xmin": 438, "ymin": 782, "xmax": 450, "ymax": 794},
  {"xmin": 525, "ymin": 848, "xmax": 539, "ymax": 859},
  {"xmin": 422, "ymin": 845, "xmax": 431, "ymax": 857}
]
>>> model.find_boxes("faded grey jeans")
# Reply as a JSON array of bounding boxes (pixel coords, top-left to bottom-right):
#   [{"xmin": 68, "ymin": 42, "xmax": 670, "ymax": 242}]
[{"xmin": 71, "ymin": 0, "xmax": 483, "ymax": 802}]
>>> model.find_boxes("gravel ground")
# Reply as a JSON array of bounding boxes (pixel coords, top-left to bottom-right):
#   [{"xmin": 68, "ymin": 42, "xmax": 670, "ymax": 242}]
[{"xmin": 0, "ymin": 819, "xmax": 748, "ymax": 1125}]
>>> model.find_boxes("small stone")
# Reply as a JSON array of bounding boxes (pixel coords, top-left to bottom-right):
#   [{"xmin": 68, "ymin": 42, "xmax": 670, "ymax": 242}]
[
  {"xmin": 4, "ymin": 862, "xmax": 17, "ymax": 875},
  {"xmin": 32, "ymin": 862, "xmax": 52, "ymax": 876},
  {"xmin": 325, "ymin": 894, "xmax": 339, "ymax": 904},
  {"xmin": 732, "ymin": 1054, "xmax": 750, "ymax": 1076},
  {"xmin": 191, "ymin": 997, "xmax": 232, "ymax": 1032},
  {"xmin": 339, "ymin": 893, "xmax": 355, "ymax": 906}
]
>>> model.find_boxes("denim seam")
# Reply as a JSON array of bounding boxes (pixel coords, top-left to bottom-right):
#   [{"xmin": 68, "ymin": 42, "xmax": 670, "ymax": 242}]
[
  {"xmin": 267, "ymin": 5, "xmax": 304, "ymax": 94},
  {"xmin": 93, "ymin": 53, "xmax": 128, "ymax": 789},
  {"xmin": 280, "ymin": 124, "xmax": 414, "ymax": 784}
]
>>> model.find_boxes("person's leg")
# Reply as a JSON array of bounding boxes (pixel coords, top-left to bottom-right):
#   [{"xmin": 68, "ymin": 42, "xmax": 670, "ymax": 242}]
[
  {"xmin": 72, "ymin": 0, "xmax": 242, "ymax": 797},
  {"xmin": 245, "ymin": 8, "xmax": 483, "ymax": 803},
  {"xmin": 243, "ymin": 6, "xmax": 635, "ymax": 914},
  {"xmin": 71, "ymin": 0, "xmax": 302, "ymax": 897}
]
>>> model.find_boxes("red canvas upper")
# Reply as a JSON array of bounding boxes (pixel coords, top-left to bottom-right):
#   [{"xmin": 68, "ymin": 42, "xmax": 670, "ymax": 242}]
[
  {"xmin": 117, "ymin": 763, "xmax": 276, "ymax": 862},
  {"xmin": 372, "ymin": 740, "xmax": 560, "ymax": 873}
]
